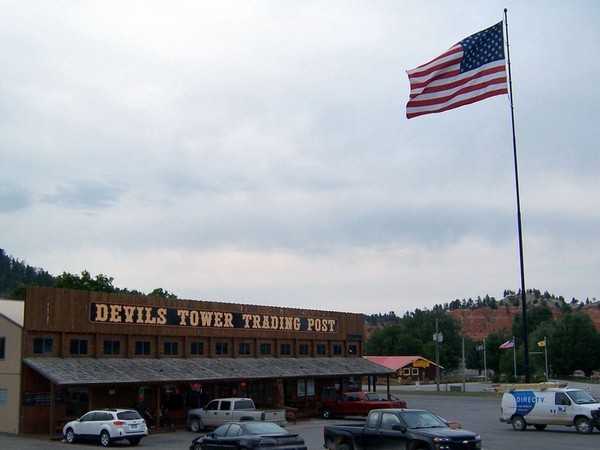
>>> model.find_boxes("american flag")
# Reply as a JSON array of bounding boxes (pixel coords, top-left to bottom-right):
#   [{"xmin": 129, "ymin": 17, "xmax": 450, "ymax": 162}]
[
  {"xmin": 499, "ymin": 338, "xmax": 515, "ymax": 349},
  {"xmin": 406, "ymin": 21, "xmax": 508, "ymax": 119}
]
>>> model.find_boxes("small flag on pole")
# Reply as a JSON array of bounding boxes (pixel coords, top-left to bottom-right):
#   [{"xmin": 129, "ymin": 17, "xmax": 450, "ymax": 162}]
[
  {"xmin": 406, "ymin": 21, "xmax": 508, "ymax": 119},
  {"xmin": 499, "ymin": 338, "xmax": 515, "ymax": 349},
  {"xmin": 538, "ymin": 339, "xmax": 546, "ymax": 347}
]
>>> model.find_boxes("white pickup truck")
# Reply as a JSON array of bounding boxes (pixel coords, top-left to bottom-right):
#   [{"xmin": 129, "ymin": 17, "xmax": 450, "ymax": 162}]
[{"xmin": 186, "ymin": 398, "xmax": 287, "ymax": 432}]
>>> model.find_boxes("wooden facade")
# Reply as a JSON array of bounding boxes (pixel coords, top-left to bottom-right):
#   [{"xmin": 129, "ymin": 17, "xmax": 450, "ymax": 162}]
[{"xmin": 21, "ymin": 286, "xmax": 391, "ymax": 436}]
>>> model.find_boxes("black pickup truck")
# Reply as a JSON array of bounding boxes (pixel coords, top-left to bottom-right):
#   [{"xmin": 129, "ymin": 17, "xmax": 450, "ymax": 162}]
[{"xmin": 323, "ymin": 408, "xmax": 482, "ymax": 450}]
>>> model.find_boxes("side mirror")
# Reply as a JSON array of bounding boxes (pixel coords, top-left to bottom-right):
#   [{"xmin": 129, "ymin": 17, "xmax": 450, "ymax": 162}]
[{"xmin": 392, "ymin": 424, "xmax": 406, "ymax": 432}]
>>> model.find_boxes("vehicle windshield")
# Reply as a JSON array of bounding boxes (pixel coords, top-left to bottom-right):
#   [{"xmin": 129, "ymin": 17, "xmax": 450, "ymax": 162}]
[
  {"xmin": 402, "ymin": 411, "xmax": 447, "ymax": 429},
  {"xmin": 567, "ymin": 390, "xmax": 599, "ymax": 405},
  {"xmin": 242, "ymin": 422, "xmax": 287, "ymax": 435}
]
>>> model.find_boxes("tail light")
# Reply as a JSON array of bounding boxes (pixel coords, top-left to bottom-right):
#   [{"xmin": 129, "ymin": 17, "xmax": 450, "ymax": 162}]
[{"xmin": 113, "ymin": 421, "xmax": 126, "ymax": 426}]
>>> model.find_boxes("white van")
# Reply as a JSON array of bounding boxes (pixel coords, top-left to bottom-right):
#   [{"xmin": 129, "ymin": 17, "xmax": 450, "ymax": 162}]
[{"xmin": 500, "ymin": 386, "xmax": 600, "ymax": 433}]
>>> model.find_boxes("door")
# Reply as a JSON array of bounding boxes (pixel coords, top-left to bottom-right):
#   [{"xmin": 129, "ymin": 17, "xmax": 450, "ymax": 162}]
[
  {"xmin": 548, "ymin": 392, "xmax": 573, "ymax": 425},
  {"xmin": 202, "ymin": 400, "xmax": 221, "ymax": 427},
  {"xmin": 216, "ymin": 400, "xmax": 233, "ymax": 425}
]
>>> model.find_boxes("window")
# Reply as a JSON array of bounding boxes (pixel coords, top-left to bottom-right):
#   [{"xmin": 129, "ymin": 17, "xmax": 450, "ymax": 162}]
[
  {"xmin": 33, "ymin": 337, "xmax": 53, "ymax": 355},
  {"xmin": 381, "ymin": 412, "xmax": 401, "ymax": 430},
  {"xmin": 280, "ymin": 343, "xmax": 291, "ymax": 356},
  {"xmin": 238, "ymin": 342, "xmax": 251, "ymax": 356},
  {"xmin": 298, "ymin": 343, "xmax": 309, "ymax": 356},
  {"xmin": 297, "ymin": 379, "xmax": 315, "ymax": 397},
  {"xmin": 0, "ymin": 337, "xmax": 5, "ymax": 359},
  {"xmin": 103, "ymin": 340, "xmax": 120, "ymax": 356},
  {"xmin": 412, "ymin": 368, "xmax": 419, "ymax": 376},
  {"xmin": 348, "ymin": 344, "xmax": 358, "ymax": 356},
  {"xmin": 164, "ymin": 341, "xmax": 179, "ymax": 356},
  {"xmin": 316, "ymin": 343, "xmax": 327, "ymax": 356},
  {"xmin": 70, "ymin": 339, "xmax": 88, "ymax": 355},
  {"xmin": 216, "ymin": 341, "xmax": 229, "ymax": 355},
  {"xmin": 0, "ymin": 388, "xmax": 7, "ymax": 406},
  {"xmin": 191, "ymin": 341, "xmax": 204, "ymax": 356},
  {"xmin": 260, "ymin": 343, "xmax": 271, "ymax": 356},
  {"xmin": 219, "ymin": 400, "xmax": 231, "ymax": 410},
  {"xmin": 333, "ymin": 344, "xmax": 343, "ymax": 355},
  {"xmin": 135, "ymin": 340, "xmax": 151, "ymax": 355},
  {"xmin": 403, "ymin": 368, "xmax": 411, "ymax": 376},
  {"xmin": 366, "ymin": 410, "xmax": 381, "ymax": 428}
]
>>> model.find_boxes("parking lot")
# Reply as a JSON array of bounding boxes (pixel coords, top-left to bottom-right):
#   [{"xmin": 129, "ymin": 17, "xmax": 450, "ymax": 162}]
[{"xmin": 1, "ymin": 388, "xmax": 599, "ymax": 450}]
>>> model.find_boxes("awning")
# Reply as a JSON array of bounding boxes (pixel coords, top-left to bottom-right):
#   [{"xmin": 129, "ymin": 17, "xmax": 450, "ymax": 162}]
[{"xmin": 23, "ymin": 357, "xmax": 394, "ymax": 386}]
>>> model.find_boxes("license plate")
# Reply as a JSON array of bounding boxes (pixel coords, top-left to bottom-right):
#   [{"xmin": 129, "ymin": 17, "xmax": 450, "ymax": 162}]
[{"xmin": 130, "ymin": 424, "xmax": 138, "ymax": 429}]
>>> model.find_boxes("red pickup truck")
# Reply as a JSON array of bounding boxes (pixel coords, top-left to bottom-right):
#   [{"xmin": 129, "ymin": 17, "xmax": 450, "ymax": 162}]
[{"xmin": 320, "ymin": 392, "xmax": 407, "ymax": 419}]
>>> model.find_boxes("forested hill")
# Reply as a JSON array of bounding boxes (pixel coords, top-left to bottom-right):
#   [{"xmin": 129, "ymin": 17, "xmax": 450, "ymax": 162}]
[
  {"xmin": 364, "ymin": 292, "xmax": 600, "ymax": 342},
  {"xmin": 0, "ymin": 248, "xmax": 53, "ymax": 298}
]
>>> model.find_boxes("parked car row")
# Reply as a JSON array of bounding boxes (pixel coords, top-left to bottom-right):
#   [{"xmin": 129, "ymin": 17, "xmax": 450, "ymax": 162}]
[{"xmin": 62, "ymin": 386, "xmax": 600, "ymax": 449}]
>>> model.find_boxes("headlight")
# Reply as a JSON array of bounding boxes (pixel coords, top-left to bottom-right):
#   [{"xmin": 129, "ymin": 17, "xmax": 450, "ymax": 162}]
[{"xmin": 475, "ymin": 434, "xmax": 482, "ymax": 441}]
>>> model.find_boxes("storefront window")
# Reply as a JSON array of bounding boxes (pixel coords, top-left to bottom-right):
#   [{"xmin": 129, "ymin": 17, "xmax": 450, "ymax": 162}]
[
  {"xmin": 238, "ymin": 342, "xmax": 251, "ymax": 356},
  {"xmin": 298, "ymin": 343, "xmax": 309, "ymax": 356},
  {"xmin": 69, "ymin": 339, "xmax": 88, "ymax": 356},
  {"xmin": 216, "ymin": 341, "xmax": 229, "ymax": 355},
  {"xmin": 260, "ymin": 343, "xmax": 272, "ymax": 355},
  {"xmin": 103, "ymin": 339, "xmax": 120, "ymax": 356},
  {"xmin": 33, "ymin": 337, "xmax": 53, "ymax": 355},
  {"xmin": 280, "ymin": 343, "xmax": 291, "ymax": 356},
  {"xmin": 135, "ymin": 341, "xmax": 151, "ymax": 355},
  {"xmin": 164, "ymin": 341, "xmax": 179, "ymax": 356},
  {"xmin": 191, "ymin": 341, "xmax": 204, "ymax": 356}
]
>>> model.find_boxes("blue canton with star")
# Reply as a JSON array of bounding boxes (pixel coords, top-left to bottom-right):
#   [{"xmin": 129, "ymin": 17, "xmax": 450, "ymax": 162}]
[{"xmin": 459, "ymin": 22, "xmax": 505, "ymax": 73}]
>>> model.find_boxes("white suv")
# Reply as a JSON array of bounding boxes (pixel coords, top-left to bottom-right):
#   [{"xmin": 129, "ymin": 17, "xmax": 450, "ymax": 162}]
[{"xmin": 63, "ymin": 408, "xmax": 148, "ymax": 447}]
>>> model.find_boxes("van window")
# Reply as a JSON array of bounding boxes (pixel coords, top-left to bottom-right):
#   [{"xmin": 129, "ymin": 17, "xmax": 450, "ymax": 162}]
[
  {"xmin": 555, "ymin": 393, "xmax": 571, "ymax": 406},
  {"xmin": 567, "ymin": 390, "xmax": 598, "ymax": 405}
]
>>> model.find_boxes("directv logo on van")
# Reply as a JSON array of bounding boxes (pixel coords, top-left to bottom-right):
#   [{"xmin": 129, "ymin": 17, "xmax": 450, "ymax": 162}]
[{"xmin": 511, "ymin": 391, "xmax": 545, "ymax": 416}]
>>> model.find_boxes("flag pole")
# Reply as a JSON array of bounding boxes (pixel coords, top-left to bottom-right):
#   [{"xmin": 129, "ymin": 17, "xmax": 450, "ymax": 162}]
[
  {"xmin": 544, "ymin": 337, "xmax": 549, "ymax": 380},
  {"xmin": 512, "ymin": 336, "xmax": 517, "ymax": 377},
  {"xmin": 483, "ymin": 338, "xmax": 488, "ymax": 382},
  {"xmin": 504, "ymin": 8, "xmax": 530, "ymax": 382}
]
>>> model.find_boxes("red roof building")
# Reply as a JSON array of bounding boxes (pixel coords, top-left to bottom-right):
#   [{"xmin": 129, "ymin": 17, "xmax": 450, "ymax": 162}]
[{"xmin": 364, "ymin": 356, "xmax": 442, "ymax": 383}]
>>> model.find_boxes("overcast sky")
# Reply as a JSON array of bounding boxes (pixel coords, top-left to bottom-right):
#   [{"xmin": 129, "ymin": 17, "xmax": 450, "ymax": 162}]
[{"xmin": 2, "ymin": 1, "xmax": 599, "ymax": 315}]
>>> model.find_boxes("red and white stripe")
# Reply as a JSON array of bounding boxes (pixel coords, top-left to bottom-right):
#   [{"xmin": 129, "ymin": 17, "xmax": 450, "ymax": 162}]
[{"xmin": 406, "ymin": 44, "xmax": 507, "ymax": 119}]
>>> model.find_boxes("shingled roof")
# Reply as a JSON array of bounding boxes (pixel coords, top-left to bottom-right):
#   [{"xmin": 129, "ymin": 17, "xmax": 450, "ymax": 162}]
[{"xmin": 24, "ymin": 356, "xmax": 394, "ymax": 386}]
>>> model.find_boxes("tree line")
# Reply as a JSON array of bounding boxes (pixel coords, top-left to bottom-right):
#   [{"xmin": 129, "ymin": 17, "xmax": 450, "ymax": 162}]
[{"xmin": 0, "ymin": 248, "xmax": 176, "ymax": 299}]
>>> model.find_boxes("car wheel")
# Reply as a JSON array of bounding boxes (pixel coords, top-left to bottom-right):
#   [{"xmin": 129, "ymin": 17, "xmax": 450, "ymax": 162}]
[
  {"xmin": 336, "ymin": 444, "xmax": 351, "ymax": 450},
  {"xmin": 511, "ymin": 415, "xmax": 527, "ymax": 431},
  {"xmin": 322, "ymin": 408, "xmax": 334, "ymax": 419},
  {"xmin": 575, "ymin": 417, "xmax": 593, "ymax": 434},
  {"xmin": 533, "ymin": 424, "xmax": 547, "ymax": 431},
  {"xmin": 99, "ymin": 430, "xmax": 112, "ymax": 447},
  {"xmin": 189, "ymin": 417, "xmax": 202, "ymax": 432},
  {"xmin": 192, "ymin": 444, "xmax": 203, "ymax": 450},
  {"xmin": 65, "ymin": 428, "xmax": 76, "ymax": 444},
  {"xmin": 128, "ymin": 437, "xmax": 141, "ymax": 445}
]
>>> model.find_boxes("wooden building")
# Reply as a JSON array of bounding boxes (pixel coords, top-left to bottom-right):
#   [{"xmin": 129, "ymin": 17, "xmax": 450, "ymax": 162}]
[
  {"xmin": 363, "ymin": 356, "xmax": 441, "ymax": 383},
  {"xmin": 19, "ymin": 286, "xmax": 393, "ymax": 436}
]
